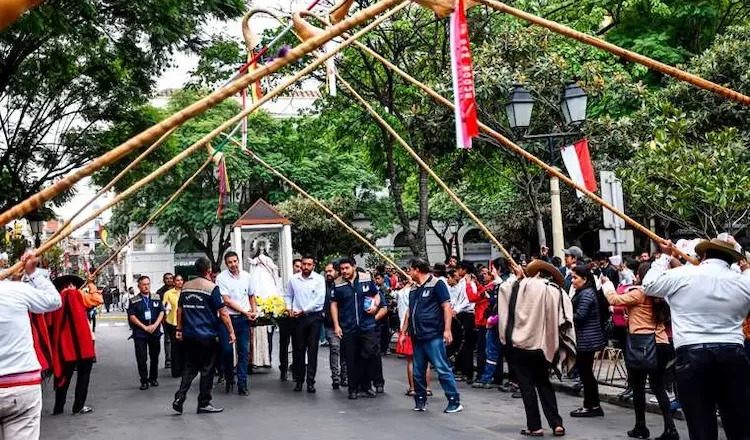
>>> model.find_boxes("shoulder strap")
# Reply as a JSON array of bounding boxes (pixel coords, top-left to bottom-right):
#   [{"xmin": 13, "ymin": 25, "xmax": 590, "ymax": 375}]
[{"xmin": 504, "ymin": 280, "xmax": 522, "ymax": 347}]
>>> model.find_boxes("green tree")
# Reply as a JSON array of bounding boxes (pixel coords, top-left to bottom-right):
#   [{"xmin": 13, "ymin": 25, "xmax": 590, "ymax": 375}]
[{"xmin": 0, "ymin": 0, "xmax": 244, "ymax": 211}]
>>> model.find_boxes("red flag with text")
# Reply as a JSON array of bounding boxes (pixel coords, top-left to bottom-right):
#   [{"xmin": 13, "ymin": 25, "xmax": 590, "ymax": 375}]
[
  {"xmin": 560, "ymin": 138, "xmax": 597, "ymax": 198},
  {"xmin": 450, "ymin": 0, "xmax": 479, "ymax": 150}
]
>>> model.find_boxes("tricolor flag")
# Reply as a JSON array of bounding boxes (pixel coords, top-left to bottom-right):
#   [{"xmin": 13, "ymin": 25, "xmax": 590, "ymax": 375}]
[
  {"xmin": 241, "ymin": 50, "xmax": 264, "ymax": 151},
  {"xmin": 216, "ymin": 157, "xmax": 231, "ymax": 219},
  {"xmin": 449, "ymin": 0, "xmax": 479, "ymax": 150},
  {"xmin": 326, "ymin": 41, "xmax": 337, "ymax": 97},
  {"xmin": 560, "ymin": 138, "xmax": 597, "ymax": 198}
]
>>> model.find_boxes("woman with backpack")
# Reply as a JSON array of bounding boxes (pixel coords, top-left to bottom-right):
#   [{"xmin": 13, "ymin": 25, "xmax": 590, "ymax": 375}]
[
  {"xmin": 603, "ymin": 263, "xmax": 679, "ymax": 440},
  {"xmin": 569, "ymin": 265, "xmax": 606, "ymax": 418}
]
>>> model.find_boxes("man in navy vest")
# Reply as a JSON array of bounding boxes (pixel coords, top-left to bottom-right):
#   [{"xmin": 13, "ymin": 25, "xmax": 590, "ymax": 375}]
[{"xmin": 400, "ymin": 258, "xmax": 462, "ymax": 413}]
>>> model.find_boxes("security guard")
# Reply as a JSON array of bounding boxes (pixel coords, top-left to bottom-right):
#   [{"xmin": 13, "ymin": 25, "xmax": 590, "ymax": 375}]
[
  {"xmin": 127, "ymin": 275, "xmax": 164, "ymax": 390},
  {"xmin": 330, "ymin": 259, "xmax": 380, "ymax": 400}
]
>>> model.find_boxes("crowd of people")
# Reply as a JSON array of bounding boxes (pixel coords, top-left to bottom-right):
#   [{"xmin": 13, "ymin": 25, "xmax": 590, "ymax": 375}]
[{"xmin": 3, "ymin": 232, "xmax": 750, "ymax": 440}]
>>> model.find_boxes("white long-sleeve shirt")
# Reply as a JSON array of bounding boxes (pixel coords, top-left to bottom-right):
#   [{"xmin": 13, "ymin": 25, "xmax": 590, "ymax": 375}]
[
  {"xmin": 0, "ymin": 270, "xmax": 61, "ymax": 377},
  {"xmin": 643, "ymin": 255, "xmax": 750, "ymax": 348},
  {"xmin": 286, "ymin": 271, "xmax": 326, "ymax": 313},
  {"xmin": 453, "ymin": 277, "xmax": 476, "ymax": 314}
]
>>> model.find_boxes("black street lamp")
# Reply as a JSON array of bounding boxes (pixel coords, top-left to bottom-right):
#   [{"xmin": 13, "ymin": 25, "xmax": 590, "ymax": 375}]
[
  {"xmin": 561, "ymin": 81, "xmax": 588, "ymax": 126},
  {"xmin": 506, "ymin": 83, "xmax": 535, "ymax": 130},
  {"xmin": 26, "ymin": 210, "xmax": 44, "ymax": 248}
]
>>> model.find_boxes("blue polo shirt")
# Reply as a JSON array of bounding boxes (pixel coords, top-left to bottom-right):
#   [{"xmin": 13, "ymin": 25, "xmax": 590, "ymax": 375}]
[
  {"xmin": 408, "ymin": 276, "xmax": 451, "ymax": 342},
  {"xmin": 127, "ymin": 294, "xmax": 164, "ymax": 339},
  {"xmin": 179, "ymin": 277, "xmax": 225, "ymax": 341}
]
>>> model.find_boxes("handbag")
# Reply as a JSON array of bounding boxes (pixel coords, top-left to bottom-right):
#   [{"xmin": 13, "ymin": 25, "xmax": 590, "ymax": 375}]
[{"xmin": 624, "ymin": 298, "xmax": 658, "ymax": 371}]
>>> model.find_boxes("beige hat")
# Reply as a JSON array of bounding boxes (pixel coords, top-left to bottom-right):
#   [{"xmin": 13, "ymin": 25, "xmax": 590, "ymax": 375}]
[
  {"xmin": 695, "ymin": 238, "xmax": 744, "ymax": 262},
  {"xmin": 526, "ymin": 260, "xmax": 565, "ymax": 289}
]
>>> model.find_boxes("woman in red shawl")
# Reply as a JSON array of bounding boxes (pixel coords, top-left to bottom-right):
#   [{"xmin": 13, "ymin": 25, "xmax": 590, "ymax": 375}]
[{"xmin": 48, "ymin": 275, "xmax": 101, "ymax": 415}]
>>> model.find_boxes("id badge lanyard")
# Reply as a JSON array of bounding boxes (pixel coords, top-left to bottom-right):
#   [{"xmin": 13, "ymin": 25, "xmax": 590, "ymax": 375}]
[{"xmin": 143, "ymin": 298, "xmax": 152, "ymax": 323}]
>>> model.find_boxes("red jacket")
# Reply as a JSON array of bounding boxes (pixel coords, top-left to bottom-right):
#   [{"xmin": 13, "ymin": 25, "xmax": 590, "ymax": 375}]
[
  {"xmin": 48, "ymin": 288, "xmax": 96, "ymax": 386},
  {"xmin": 29, "ymin": 313, "xmax": 52, "ymax": 372},
  {"xmin": 467, "ymin": 282, "xmax": 494, "ymax": 326}
]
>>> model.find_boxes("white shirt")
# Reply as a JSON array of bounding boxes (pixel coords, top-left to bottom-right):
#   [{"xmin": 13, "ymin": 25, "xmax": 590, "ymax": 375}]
[
  {"xmin": 643, "ymin": 255, "xmax": 750, "ymax": 348},
  {"xmin": 396, "ymin": 286, "xmax": 411, "ymax": 329},
  {"xmin": 216, "ymin": 269, "xmax": 253, "ymax": 315},
  {"xmin": 453, "ymin": 277, "xmax": 476, "ymax": 314},
  {"xmin": 0, "ymin": 270, "xmax": 61, "ymax": 377},
  {"xmin": 286, "ymin": 271, "xmax": 326, "ymax": 314}
]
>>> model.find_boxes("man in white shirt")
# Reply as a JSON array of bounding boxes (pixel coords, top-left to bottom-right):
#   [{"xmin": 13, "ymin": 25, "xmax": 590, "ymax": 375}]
[
  {"xmin": 643, "ymin": 236, "xmax": 750, "ymax": 440},
  {"xmin": 215, "ymin": 251, "xmax": 257, "ymax": 396},
  {"xmin": 453, "ymin": 260, "xmax": 477, "ymax": 384},
  {"xmin": 0, "ymin": 251, "xmax": 61, "ymax": 440},
  {"xmin": 286, "ymin": 255, "xmax": 326, "ymax": 393}
]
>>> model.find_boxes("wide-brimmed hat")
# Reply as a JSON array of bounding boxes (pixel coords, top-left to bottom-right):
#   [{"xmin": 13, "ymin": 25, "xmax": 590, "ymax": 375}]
[
  {"xmin": 526, "ymin": 260, "xmax": 565, "ymax": 288},
  {"xmin": 695, "ymin": 238, "xmax": 744, "ymax": 262},
  {"xmin": 52, "ymin": 274, "xmax": 85, "ymax": 292}
]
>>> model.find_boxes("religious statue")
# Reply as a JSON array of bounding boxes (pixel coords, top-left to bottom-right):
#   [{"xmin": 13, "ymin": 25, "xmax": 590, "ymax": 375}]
[{"xmin": 247, "ymin": 239, "xmax": 281, "ymax": 368}]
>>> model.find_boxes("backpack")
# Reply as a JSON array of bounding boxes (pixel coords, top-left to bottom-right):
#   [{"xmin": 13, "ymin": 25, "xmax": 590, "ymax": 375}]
[{"xmin": 596, "ymin": 287, "xmax": 612, "ymax": 330}]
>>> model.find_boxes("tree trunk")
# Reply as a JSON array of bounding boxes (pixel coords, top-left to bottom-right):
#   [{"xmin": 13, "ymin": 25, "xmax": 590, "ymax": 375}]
[
  {"xmin": 416, "ymin": 166, "xmax": 429, "ymax": 261},
  {"xmin": 536, "ymin": 212, "xmax": 547, "ymax": 249},
  {"xmin": 383, "ymin": 131, "xmax": 418, "ymax": 256}
]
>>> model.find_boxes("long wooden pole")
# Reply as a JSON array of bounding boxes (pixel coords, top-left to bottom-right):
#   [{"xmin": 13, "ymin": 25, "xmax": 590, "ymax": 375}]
[
  {"xmin": 241, "ymin": 147, "xmax": 410, "ymax": 279},
  {"xmin": 90, "ymin": 155, "xmax": 213, "ymax": 279},
  {"xmin": 335, "ymin": 73, "xmax": 518, "ymax": 267},
  {"xmin": 333, "ymin": 26, "xmax": 698, "ymax": 264},
  {"xmin": 46, "ymin": 127, "xmax": 177, "ymax": 246},
  {"xmin": 477, "ymin": 0, "xmax": 750, "ymax": 106},
  {"xmin": 0, "ymin": 0, "xmax": 406, "ymax": 228}
]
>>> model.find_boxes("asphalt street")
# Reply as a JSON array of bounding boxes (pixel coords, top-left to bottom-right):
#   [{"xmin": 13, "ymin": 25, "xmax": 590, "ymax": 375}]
[{"xmin": 40, "ymin": 313, "xmax": 707, "ymax": 440}]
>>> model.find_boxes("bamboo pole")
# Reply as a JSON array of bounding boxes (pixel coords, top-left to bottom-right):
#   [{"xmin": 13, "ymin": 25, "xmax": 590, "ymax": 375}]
[
  {"xmin": 335, "ymin": 73, "xmax": 518, "ymax": 268},
  {"xmin": 241, "ymin": 146, "xmax": 411, "ymax": 279},
  {"xmin": 45, "ymin": 127, "xmax": 177, "ymax": 246},
  {"xmin": 329, "ymin": 25, "xmax": 699, "ymax": 264},
  {"xmin": 90, "ymin": 155, "xmax": 213, "ymax": 279},
  {"xmin": 0, "ymin": 0, "xmax": 407, "ymax": 228},
  {"xmin": 477, "ymin": 0, "xmax": 750, "ymax": 106}
]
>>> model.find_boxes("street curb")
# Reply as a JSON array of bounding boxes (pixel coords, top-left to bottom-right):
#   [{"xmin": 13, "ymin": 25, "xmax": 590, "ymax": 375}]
[{"xmin": 550, "ymin": 381, "xmax": 686, "ymax": 421}]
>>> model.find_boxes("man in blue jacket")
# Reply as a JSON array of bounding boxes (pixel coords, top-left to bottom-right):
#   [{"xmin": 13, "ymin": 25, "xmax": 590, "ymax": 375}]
[
  {"xmin": 400, "ymin": 258, "xmax": 462, "ymax": 413},
  {"xmin": 330, "ymin": 258, "xmax": 380, "ymax": 400}
]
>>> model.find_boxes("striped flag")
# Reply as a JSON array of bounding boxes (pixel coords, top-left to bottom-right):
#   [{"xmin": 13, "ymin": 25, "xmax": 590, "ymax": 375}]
[
  {"xmin": 560, "ymin": 138, "xmax": 597, "ymax": 197},
  {"xmin": 216, "ymin": 157, "xmax": 231, "ymax": 219},
  {"xmin": 241, "ymin": 50, "xmax": 264, "ymax": 151}
]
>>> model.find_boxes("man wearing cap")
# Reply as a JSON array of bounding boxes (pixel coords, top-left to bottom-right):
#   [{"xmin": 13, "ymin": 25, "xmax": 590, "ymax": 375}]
[
  {"xmin": 643, "ymin": 235, "xmax": 750, "ymax": 440},
  {"xmin": 497, "ymin": 260, "xmax": 574, "ymax": 436},
  {"xmin": 561, "ymin": 246, "xmax": 584, "ymax": 293}
]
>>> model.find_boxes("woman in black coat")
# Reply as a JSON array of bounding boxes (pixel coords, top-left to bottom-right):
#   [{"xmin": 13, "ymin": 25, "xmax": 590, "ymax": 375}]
[{"xmin": 570, "ymin": 265, "xmax": 606, "ymax": 418}]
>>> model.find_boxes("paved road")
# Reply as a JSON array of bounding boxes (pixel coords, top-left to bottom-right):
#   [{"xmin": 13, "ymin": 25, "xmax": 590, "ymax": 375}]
[{"xmin": 41, "ymin": 313, "xmax": 704, "ymax": 440}]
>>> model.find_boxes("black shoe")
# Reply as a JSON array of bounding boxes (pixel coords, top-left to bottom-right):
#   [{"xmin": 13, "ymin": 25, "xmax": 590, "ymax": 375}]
[
  {"xmin": 627, "ymin": 426, "xmax": 650, "ymax": 439},
  {"xmin": 197, "ymin": 404, "xmax": 224, "ymax": 414},
  {"xmin": 570, "ymin": 407, "xmax": 605, "ymax": 418},
  {"xmin": 294, "ymin": 382, "xmax": 303, "ymax": 392},
  {"xmin": 139, "ymin": 383, "xmax": 149, "ymax": 391},
  {"xmin": 348, "ymin": 391, "xmax": 358, "ymax": 400},
  {"xmin": 359, "ymin": 390, "xmax": 376, "ymax": 398},
  {"xmin": 149, "ymin": 380, "xmax": 159, "ymax": 387},
  {"xmin": 332, "ymin": 382, "xmax": 340, "ymax": 390},
  {"xmin": 225, "ymin": 381, "xmax": 234, "ymax": 393},
  {"xmin": 466, "ymin": 378, "xmax": 474, "ymax": 385},
  {"xmin": 341, "ymin": 379, "xmax": 348, "ymax": 388},
  {"xmin": 238, "ymin": 387, "xmax": 249, "ymax": 396},
  {"xmin": 172, "ymin": 400, "xmax": 183, "ymax": 414},
  {"xmin": 655, "ymin": 428, "xmax": 680, "ymax": 440},
  {"xmin": 165, "ymin": 361, "xmax": 172, "ymax": 369},
  {"xmin": 375, "ymin": 386, "xmax": 384, "ymax": 394},
  {"xmin": 280, "ymin": 371, "xmax": 288, "ymax": 382},
  {"xmin": 307, "ymin": 385, "xmax": 316, "ymax": 393}
]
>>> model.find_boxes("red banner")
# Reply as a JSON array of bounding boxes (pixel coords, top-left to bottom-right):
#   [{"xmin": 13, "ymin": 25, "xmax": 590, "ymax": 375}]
[{"xmin": 450, "ymin": 0, "xmax": 479, "ymax": 149}]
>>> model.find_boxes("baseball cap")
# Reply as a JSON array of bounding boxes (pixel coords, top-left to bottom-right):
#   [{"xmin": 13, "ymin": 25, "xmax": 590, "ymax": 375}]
[{"xmin": 563, "ymin": 246, "xmax": 584, "ymax": 259}]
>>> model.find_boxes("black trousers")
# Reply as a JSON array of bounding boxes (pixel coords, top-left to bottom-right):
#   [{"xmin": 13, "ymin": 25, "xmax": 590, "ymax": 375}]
[
  {"xmin": 675, "ymin": 343, "xmax": 750, "ymax": 440},
  {"xmin": 164, "ymin": 323, "xmax": 183, "ymax": 378},
  {"xmin": 631, "ymin": 344, "xmax": 674, "ymax": 431},
  {"xmin": 292, "ymin": 313, "xmax": 323, "ymax": 385},
  {"xmin": 456, "ymin": 312, "xmax": 476, "ymax": 380},
  {"xmin": 576, "ymin": 350, "xmax": 601, "ymax": 408},
  {"xmin": 476, "ymin": 327, "xmax": 487, "ymax": 379},
  {"xmin": 379, "ymin": 318, "xmax": 390, "ymax": 355},
  {"xmin": 134, "ymin": 336, "xmax": 160, "ymax": 383},
  {"xmin": 511, "ymin": 350, "xmax": 563, "ymax": 431},
  {"xmin": 53, "ymin": 359, "xmax": 94, "ymax": 414},
  {"xmin": 278, "ymin": 319, "xmax": 297, "ymax": 376},
  {"xmin": 371, "ymin": 323, "xmax": 386, "ymax": 388},
  {"xmin": 175, "ymin": 337, "xmax": 219, "ymax": 407},
  {"xmin": 341, "ymin": 327, "xmax": 378, "ymax": 394}
]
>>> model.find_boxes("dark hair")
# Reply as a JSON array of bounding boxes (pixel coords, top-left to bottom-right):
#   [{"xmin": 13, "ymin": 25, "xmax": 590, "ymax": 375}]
[
  {"xmin": 636, "ymin": 262, "xmax": 651, "ymax": 285},
  {"xmin": 195, "ymin": 257, "xmax": 211, "ymax": 276},
  {"xmin": 224, "ymin": 251, "xmax": 239, "ymax": 262},
  {"xmin": 211, "ymin": 264, "xmax": 221, "ymax": 274},
  {"xmin": 174, "ymin": 274, "xmax": 184, "ymax": 281},
  {"xmin": 301, "ymin": 255, "xmax": 315, "ymax": 262},
  {"xmin": 408, "ymin": 258, "xmax": 431, "ymax": 274},
  {"xmin": 374, "ymin": 272, "xmax": 384, "ymax": 279},
  {"xmin": 446, "ymin": 269, "xmax": 456, "ymax": 278},
  {"xmin": 446, "ymin": 255, "xmax": 458, "ymax": 264},
  {"xmin": 293, "ymin": 258, "xmax": 302, "ymax": 265},
  {"xmin": 137, "ymin": 275, "xmax": 150, "ymax": 283},
  {"xmin": 551, "ymin": 256, "xmax": 562, "ymax": 268},
  {"xmin": 459, "ymin": 260, "xmax": 475, "ymax": 274},
  {"xmin": 376, "ymin": 264, "xmax": 385, "ymax": 274},
  {"xmin": 704, "ymin": 249, "xmax": 735, "ymax": 265},
  {"xmin": 571, "ymin": 265, "xmax": 595, "ymax": 290},
  {"xmin": 433, "ymin": 262, "xmax": 447, "ymax": 277},
  {"xmin": 162, "ymin": 273, "xmax": 173, "ymax": 281},
  {"xmin": 339, "ymin": 257, "xmax": 355, "ymax": 267}
]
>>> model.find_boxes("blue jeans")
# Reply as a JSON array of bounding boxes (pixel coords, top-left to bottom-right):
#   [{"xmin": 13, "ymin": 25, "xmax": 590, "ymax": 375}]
[
  {"xmin": 480, "ymin": 326, "xmax": 503, "ymax": 383},
  {"xmin": 219, "ymin": 315, "xmax": 250, "ymax": 388},
  {"xmin": 413, "ymin": 336, "xmax": 459, "ymax": 400}
]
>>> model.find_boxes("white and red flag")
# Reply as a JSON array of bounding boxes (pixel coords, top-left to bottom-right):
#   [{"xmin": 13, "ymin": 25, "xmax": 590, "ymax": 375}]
[
  {"xmin": 449, "ymin": 0, "xmax": 478, "ymax": 150},
  {"xmin": 560, "ymin": 138, "xmax": 597, "ymax": 197}
]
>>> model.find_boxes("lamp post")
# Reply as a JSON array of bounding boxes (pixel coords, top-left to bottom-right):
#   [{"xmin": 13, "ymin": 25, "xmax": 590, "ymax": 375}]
[
  {"xmin": 26, "ymin": 210, "xmax": 44, "ymax": 248},
  {"xmin": 506, "ymin": 81, "xmax": 588, "ymax": 260},
  {"xmin": 448, "ymin": 222, "xmax": 459, "ymax": 260}
]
